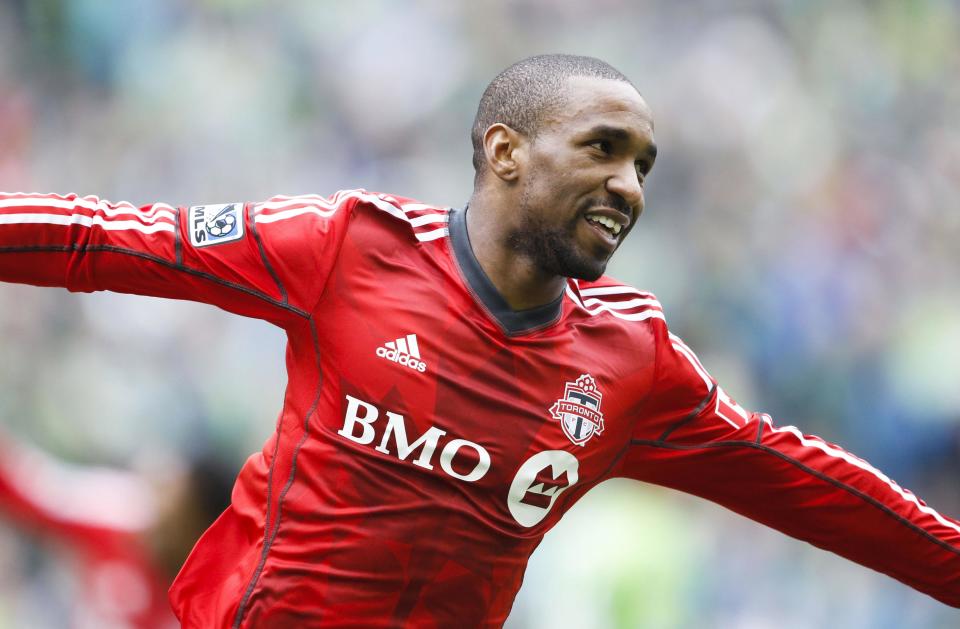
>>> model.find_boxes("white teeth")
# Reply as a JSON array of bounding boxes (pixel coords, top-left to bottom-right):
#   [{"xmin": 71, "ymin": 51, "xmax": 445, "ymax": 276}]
[{"xmin": 586, "ymin": 214, "xmax": 622, "ymax": 236}]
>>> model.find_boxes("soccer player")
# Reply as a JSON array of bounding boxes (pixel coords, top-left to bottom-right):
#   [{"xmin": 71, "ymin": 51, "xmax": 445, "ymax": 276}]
[{"xmin": 0, "ymin": 54, "xmax": 958, "ymax": 627}]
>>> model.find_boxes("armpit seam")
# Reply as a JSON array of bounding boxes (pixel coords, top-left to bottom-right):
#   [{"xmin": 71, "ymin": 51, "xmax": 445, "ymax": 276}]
[{"xmin": 656, "ymin": 383, "xmax": 717, "ymax": 442}]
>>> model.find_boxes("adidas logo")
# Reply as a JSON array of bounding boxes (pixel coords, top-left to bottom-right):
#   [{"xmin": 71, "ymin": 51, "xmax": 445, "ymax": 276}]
[{"xmin": 376, "ymin": 334, "xmax": 427, "ymax": 373}]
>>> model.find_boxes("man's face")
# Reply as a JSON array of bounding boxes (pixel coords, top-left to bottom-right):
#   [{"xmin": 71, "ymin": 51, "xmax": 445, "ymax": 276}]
[{"xmin": 508, "ymin": 76, "xmax": 657, "ymax": 281}]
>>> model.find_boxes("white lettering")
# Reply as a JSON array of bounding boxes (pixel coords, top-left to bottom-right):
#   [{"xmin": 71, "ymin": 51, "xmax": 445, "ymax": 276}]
[
  {"xmin": 338, "ymin": 395, "xmax": 490, "ymax": 483},
  {"xmin": 375, "ymin": 347, "xmax": 427, "ymax": 372},
  {"xmin": 337, "ymin": 395, "xmax": 379, "ymax": 444},
  {"xmin": 439, "ymin": 439, "xmax": 491, "ymax": 482},
  {"xmin": 375, "ymin": 411, "xmax": 446, "ymax": 470}
]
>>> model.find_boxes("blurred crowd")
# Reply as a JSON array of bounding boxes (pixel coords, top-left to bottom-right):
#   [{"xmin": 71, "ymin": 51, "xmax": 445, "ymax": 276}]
[{"xmin": 0, "ymin": 0, "xmax": 958, "ymax": 627}]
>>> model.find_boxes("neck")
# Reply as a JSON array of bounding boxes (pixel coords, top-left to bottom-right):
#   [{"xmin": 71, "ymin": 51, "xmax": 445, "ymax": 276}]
[{"xmin": 465, "ymin": 191, "xmax": 567, "ymax": 311}]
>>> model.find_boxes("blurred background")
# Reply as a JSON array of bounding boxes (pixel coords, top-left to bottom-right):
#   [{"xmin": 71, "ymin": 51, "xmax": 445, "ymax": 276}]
[{"xmin": 0, "ymin": 0, "xmax": 958, "ymax": 627}]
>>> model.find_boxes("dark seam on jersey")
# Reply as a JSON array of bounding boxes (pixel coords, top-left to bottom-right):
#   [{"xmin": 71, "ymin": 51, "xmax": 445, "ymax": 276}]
[
  {"xmin": 233, "ymin": 383, "xmax": 287, "ymax": 624},
  {"xmin": 656, "ymin": 383, "xmax": 717, "ymax": 442},
  {"xmin": 448, "ymin": 206, "xmax": 564, "ymax": 336},
  {"xmin": 0, "ymin": 244, "xmax": 309, "ymax": 318},
  {"xmin": 755, "ymin": 415, "xmax": 765, "ymax": 443},
  {"xmin": 602, "ymin": 441, "xmax": 634, "ymax": 479},
  {"xmin": 564, "ymin": 441, "xmax": 634, "ymax": 508},
  {"xmin": 249, "ymin": 205, "xmax": 289, "ymax": 304},
  {"xmin": 233, "ymin": 316, "xmax": 324, "ymax": 627},
  {"xmin": 174, "ymin": 206, "xmax": 183, "ymax": 266},
  {"xmin": 629, "ymin": 438, "xmax": 960, "ymax": 558}
]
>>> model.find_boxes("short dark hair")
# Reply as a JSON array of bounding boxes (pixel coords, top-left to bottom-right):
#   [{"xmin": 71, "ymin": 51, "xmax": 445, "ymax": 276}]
[{"xmin": 470, "ymin": 54, "xmax": 636, "ymax": 174}]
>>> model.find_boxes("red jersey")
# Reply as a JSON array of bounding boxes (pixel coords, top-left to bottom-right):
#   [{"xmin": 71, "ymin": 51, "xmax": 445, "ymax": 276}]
[{"xmin": 0, "ymin": 190, "xmax": 958, "ymax": 627}]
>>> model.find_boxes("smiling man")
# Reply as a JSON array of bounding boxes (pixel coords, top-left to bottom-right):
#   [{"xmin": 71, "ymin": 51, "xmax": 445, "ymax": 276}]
[
  {"xmin": 0, "ymin": 54, "xmax": 958, "ymax": 628},
  {"xmin": 468, "ymin": 66, "xmax": 656, "ymax": 310}
]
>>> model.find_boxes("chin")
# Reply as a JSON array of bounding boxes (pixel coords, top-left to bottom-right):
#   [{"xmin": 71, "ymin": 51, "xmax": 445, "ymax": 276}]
[
  {"xmin": 554, "ymin": 254, "xmax": 607, "ymax": 282},
  {"xmin": 567, "ymin": 265, "xmax": 605, "ymax": 282},
  {"xmin": 525, "ymin": 227, "xmax": 609, "ymax": 281}
]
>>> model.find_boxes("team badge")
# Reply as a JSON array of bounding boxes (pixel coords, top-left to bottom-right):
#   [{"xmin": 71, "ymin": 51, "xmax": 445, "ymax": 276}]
[
  {"xmin": 189, "ymin": 203, "xmax": 244, "ymax": 248},
  {"xmin": 549, "ymin": 374, "xmax": 605, "ymax": 446}
]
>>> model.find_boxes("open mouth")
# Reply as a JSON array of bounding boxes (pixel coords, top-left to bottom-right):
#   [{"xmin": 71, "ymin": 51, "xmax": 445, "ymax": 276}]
[{"xmin": 584, "ymin": 213, "xmax": 622, "ymax": 237}]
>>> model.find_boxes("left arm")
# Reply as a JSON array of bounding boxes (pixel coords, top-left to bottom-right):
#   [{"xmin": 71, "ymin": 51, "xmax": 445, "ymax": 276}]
[{"xmin": 617, "ymin": 323, "xmax": 960, "ymax": 607}]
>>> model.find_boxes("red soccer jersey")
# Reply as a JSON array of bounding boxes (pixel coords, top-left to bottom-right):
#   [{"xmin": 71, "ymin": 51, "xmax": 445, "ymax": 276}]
[{"xmin": 1, "ymin": 190, "xmax": 959, "ymax": 627}]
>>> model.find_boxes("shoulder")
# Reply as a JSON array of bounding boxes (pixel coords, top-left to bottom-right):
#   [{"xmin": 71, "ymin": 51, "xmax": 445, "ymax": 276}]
[
  {"xmin": 565, "ymin": 276, "xmax": 664, "ymax": 325},
  {"xmin": 338, "ymin": 189, "xmax": 452, "ymax": 244},
  {"xmin": 360, "ymin": 191, "xmax": 451, "ymax": 243},
  {"xmin": 253, "ymin": 189, "xmax": 450, "ymax": 243}
]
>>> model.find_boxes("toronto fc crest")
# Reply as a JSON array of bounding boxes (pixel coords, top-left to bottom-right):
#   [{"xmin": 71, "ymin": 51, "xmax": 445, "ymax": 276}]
[{"xmin": 549, "ymin": 374, "xmax": 605, "ymax": 446}]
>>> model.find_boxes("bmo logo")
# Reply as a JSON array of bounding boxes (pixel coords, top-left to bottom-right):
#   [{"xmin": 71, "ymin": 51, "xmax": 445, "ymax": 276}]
[
  {"xmin": 337, "ymin": 395, "xmax": 490, "ymax": 482},
  {"xmin": 507, "ymin": 450, "xmax": 579, "ymax": 527}
]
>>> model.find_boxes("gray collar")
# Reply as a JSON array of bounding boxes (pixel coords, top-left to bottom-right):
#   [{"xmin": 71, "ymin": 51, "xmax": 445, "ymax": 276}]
[{"xmin": 448, "ymin": 206, "xmax": 563, "ymax": 336}]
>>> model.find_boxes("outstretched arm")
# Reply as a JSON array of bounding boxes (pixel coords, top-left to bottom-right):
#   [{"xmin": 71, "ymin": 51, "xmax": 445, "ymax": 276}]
[
  {"xmin": 618, "ymin": 325, "xmax": 960, "ymax": 607},
  {"xmin": 0, "ymin": 191, "xmax": 361, "ymax": 327}
]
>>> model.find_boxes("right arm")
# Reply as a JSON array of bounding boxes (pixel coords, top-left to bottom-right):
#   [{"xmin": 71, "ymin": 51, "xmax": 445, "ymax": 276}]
[{"xmin": 0, "ymin": 191, "xmax": 363, "ymax": 327}]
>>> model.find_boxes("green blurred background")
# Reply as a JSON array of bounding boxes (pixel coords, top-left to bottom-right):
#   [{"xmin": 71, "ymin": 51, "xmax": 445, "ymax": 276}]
[{"xmin": 0, "ymin": 0, "xmax": 959, "ymax": 627}]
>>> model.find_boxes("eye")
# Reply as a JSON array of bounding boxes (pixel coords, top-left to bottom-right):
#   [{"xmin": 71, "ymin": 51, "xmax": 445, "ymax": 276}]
[
  {"xmin": 635, "ymin": 163, "xmax": 646, "ymax": 182},
  {"xmin": 589, "ymin": 139, "xmax": 613, "ymax": 154},
  {"xmin": 635, "ymin": 161, "xmax": 650, "ymax": 184}
]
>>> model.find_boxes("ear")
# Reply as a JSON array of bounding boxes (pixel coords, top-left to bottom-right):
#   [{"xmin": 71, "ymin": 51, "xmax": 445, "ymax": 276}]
[{"xmin": 482, "ymin": 123, "xmax": 526, "ymax": 182}]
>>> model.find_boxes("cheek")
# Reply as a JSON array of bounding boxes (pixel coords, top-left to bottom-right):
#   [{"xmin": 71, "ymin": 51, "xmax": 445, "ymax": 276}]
[
  {"xmin": 525, "ymin": 150, "xmax": 593, "ymax": 208},
  {"xmin": 530, "ymin": 144, "xmax": 577, "ymax": 180}
]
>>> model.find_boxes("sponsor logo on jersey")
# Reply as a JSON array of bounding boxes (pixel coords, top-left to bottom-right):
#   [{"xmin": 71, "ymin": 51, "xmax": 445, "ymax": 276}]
[
  {"xmin": 507, "ymin": 450, "xmax": 579, "ymax": 527},
  {"xmin": 549, "ymin": 374, "xmax": 605, "ymax": 446},
  {"xmin": 376, "ymin": 334, "xmax": 427, "ymax": 373},
  {"xmin": 338, "ymin": 395, "xmax": 490, "ymax": 482},
  {"xmin": 188, "ymin": 203, "xmax": 244, "ymax": 248}
]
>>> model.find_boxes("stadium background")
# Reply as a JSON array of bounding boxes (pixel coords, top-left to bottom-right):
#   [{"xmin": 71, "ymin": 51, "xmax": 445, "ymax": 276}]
[{"xmin": 1, "ymin": 0, "xmax": 959, "ymax": 627}]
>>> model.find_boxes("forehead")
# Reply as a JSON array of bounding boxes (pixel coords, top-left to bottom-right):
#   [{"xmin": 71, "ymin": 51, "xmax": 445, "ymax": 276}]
[{"xmin": 546, "ymin": 76, "xmax": 654, "ymax": 139}]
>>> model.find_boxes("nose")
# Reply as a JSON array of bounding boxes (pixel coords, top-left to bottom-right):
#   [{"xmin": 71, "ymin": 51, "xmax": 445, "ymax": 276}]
[{"xmin": 606, "ymin": 163, "xmax": 644, "ymax": 217}]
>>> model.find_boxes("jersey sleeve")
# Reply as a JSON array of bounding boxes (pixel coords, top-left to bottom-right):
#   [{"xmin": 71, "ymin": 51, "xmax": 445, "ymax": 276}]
[
  {"xmin": 617, "ymin": 319, "xmax": 960, "ymax": 608},
  {"xmin": 0, "ymin": 190, "xmax": 361, "ymax": 327}
]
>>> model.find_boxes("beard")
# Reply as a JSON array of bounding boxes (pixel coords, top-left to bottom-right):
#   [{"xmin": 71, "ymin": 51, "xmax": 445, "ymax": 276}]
[{"xmin": 506, "ymin": 182, "xmax": 611, "ymax": 281}]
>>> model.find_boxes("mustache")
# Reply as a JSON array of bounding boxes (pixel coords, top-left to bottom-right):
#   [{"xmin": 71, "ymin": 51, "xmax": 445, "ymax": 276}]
[{"xmin": 581, "ymin": 195, "xmax": 632, "ymax": 217}]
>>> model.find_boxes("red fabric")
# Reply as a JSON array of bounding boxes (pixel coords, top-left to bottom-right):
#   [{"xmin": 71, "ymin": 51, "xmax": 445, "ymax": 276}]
[
  {"xmin": 1, "ymin": 190, "xmax": 958, "ymax": 628},
  {"xmin": 0, "ymin": 437, "xmax": 176, "ymax": 627}
]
